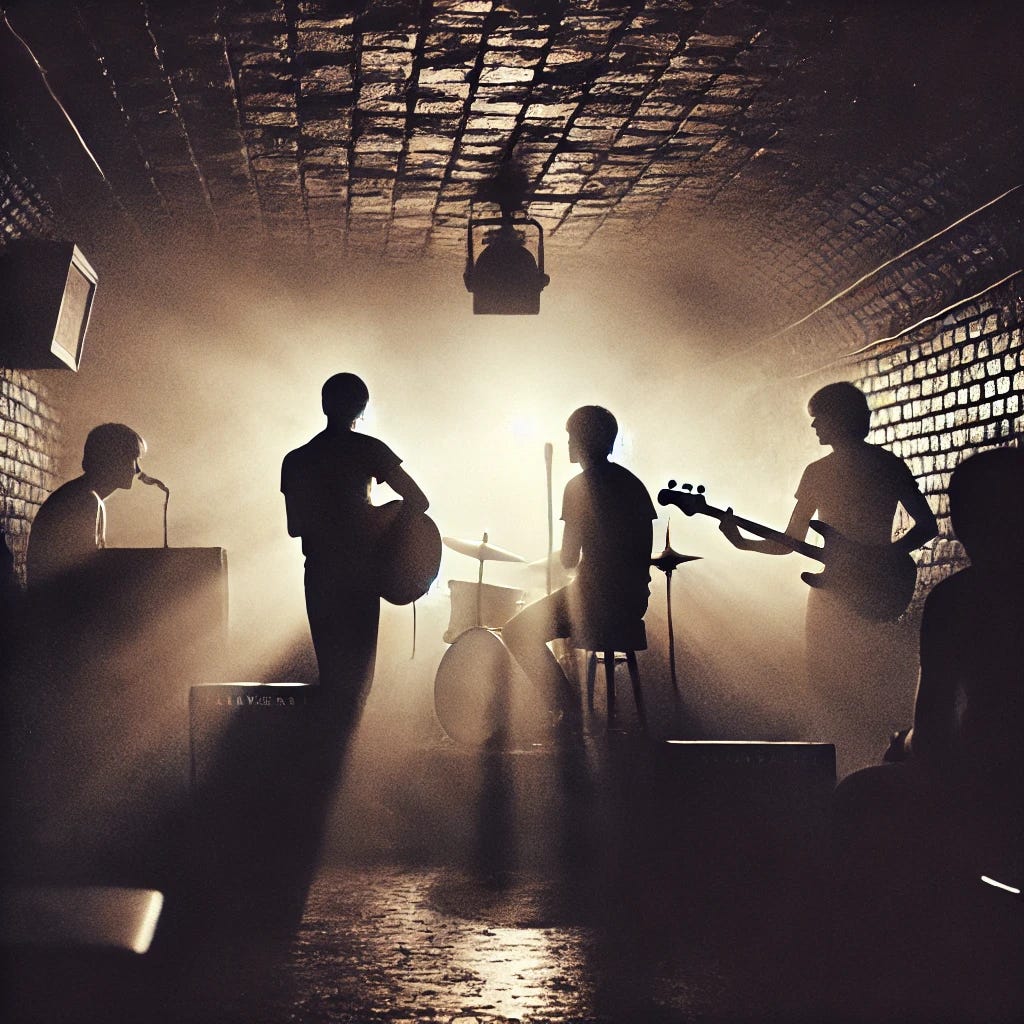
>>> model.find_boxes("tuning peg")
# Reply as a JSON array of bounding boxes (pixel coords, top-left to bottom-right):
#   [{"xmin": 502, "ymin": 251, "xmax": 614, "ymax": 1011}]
[
  {"xmin": 697, "ymin": 485, "xmax": 705, "ymax": 494},
  {"xmin": 667, "ymin": 479, "xmax": 677, "ymax": 489},
  {"xmin": 682, "ymin": 483, "xmax": 693, "ymax": 492}
]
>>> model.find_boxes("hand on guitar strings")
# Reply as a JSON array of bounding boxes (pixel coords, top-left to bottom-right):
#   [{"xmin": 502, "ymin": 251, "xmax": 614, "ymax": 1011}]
[{"xmin": 717, "ymin": 508, "xmax": 745, "ymax": 547}]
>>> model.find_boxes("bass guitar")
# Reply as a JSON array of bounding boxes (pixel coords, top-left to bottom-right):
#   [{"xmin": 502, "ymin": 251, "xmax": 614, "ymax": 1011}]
[{"xmin": 657, "ymin": 481, "xmax": 917, "ymax": 622}]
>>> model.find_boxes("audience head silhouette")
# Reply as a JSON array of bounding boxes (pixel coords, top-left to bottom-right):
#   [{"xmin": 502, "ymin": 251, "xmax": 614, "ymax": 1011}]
[
  {"xmin": 948, "ymin": 445, "xmax": 1024, "ymax": 568},
  {"xmin": 808, "ymin": 382, "xmax": 871, "ymax": 443},
  {"xmin": 322, "ymin": 373, "xmax": 370, "ymax": 426},
  {"xmin": 566, "ymin": 405, "xmax": 617, "ymax": 463},
  {"xmin": 82, "ymin": 423, "xmax": 146, "ymax": 496}
]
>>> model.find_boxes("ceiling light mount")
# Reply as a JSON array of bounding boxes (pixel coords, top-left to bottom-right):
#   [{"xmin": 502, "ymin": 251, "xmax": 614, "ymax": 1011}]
[{"xmin": 464, "ymin": 202, "xmax": 550, "ymax": 315}]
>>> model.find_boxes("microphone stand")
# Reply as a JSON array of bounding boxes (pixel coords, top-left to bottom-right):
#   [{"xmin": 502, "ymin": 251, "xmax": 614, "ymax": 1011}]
[
  {"xmin": 138, "ymin": 473, "xmax": 170, "ymax": 548},
  {"xmin": 544, "ymin": 442, "xmax": 553, "ymax": 596}
]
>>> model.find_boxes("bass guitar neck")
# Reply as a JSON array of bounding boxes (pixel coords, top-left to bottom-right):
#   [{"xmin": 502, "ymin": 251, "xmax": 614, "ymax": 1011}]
[{"xmin": 656, "ymin": 482, "xmax": 916, "ymax": 622}]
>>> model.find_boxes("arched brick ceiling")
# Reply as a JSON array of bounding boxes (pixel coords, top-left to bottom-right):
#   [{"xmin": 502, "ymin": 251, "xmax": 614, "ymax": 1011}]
[{"xmin": 1, "ymin": 0, "xmax": 1021, "ymax": 366}]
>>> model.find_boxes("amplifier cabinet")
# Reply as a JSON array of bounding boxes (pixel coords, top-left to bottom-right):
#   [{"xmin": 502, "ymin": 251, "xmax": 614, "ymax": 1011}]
[
  {"xmin": 188, "ymin": 683, "xmax": 318, "ymax": 794},
  {"xmin": 188, "ymin": 683, "xmax": 329, "ymax": 885},
  {"xmin": 620, "ymin": 740, "xmax": 839, "ymax": 896}
]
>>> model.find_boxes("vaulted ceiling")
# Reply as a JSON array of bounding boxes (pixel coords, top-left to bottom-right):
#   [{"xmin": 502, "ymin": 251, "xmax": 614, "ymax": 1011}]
[{"xmin": 2, "ymin": 0, "xmax": 1021, "ymax": 364}]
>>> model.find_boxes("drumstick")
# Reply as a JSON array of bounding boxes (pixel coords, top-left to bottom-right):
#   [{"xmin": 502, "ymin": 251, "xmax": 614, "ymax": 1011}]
[{"xmin": 544, "ymin": 442, "xmax": 553, "ymax": 595}]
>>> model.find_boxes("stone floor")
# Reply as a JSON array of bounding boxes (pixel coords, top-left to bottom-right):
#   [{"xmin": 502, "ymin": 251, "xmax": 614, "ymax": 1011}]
[
  {"xmin": 190, "ymin": 856, "xmax": 829, "ymax": 1024},
  {"xmin": 289, "ymin": 867, "xmax": 608, "ymax": 1024},
  {"xmin": 4, "ymin": 727, "xmax": 1023, "ymax": 1024}
]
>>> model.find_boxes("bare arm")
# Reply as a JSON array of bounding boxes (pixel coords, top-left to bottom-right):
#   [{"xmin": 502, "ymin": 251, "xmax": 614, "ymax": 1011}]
[
  {"xmin": 719, "ymin": 497, "xmax": 816, "ymax": 555},
  {"xmin": 284, "ymin": 493, "xmax": 302, "ymax": 538},
  {"xmin": 560, "ymin": 518, "xmax": 581, "ymax": 569},
  {"xmin": 892, "ymin": 485, "xmax": 938, "ymax": 555},
  {"xmin": 380, "ymin": 464, "xmax": 429, "ymax": 513}
]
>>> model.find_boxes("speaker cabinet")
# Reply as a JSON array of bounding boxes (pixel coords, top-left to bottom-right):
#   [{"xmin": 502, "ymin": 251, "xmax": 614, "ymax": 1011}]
[
  {"xmin": 188, "ymin": 683, "xmax": 318, "ymax": 795},
  {"xmin": 0, "ymin": 240, "xmax": 97, "ymax": 371}
]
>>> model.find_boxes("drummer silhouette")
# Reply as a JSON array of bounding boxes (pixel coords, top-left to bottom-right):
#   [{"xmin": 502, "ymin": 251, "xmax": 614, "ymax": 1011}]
[{"xmin": 503, "ymin": 406, "xmax": 657, "ymax": 740}]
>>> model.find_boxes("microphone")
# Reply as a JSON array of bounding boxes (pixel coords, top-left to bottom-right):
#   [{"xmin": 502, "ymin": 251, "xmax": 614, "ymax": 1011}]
[
  {"xmin": 137, "ymin": 471, "xmax": 169, "ymax": 494},
  {"xmin": 137, "ymin": 471, "xmax": 170, "ymax": 548}
]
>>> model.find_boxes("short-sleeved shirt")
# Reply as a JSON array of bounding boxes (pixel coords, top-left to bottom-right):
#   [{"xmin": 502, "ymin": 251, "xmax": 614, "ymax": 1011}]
[
  {"xmin": 795, "ymin": 444, "xmax": 920, "ymax": 545},
  {"xmin": 561, "ymin": 462, "xmax": 657, "ymax": 622},
  {"xmin": 281, "ymin": 429, "xmax": 401, "ymax": 567}
]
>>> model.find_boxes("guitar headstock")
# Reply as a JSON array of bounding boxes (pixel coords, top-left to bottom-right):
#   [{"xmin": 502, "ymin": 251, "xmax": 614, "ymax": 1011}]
[{"xmin": 657, "ymin": 480, "xmax": 709, "ymax": 517}]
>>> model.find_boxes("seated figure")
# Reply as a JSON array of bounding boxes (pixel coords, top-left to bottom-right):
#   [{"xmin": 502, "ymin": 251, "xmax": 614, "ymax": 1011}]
[
  {"xmin": 835, "ymin": 445, "xmax": 1024, "ymax": 881},
  {"xmin": 502, "ymin": 406, "xmax": 657, "ymax": 738}
]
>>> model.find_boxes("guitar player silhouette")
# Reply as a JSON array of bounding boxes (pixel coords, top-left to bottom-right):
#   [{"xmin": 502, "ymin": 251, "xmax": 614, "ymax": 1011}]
[
  {"xmin": 718, "ymin": 382, "xmax": 937, "ymax": 774},
  {"xmin": 281, "ymin": 373, "xmax": 429, "ymax": 734}
]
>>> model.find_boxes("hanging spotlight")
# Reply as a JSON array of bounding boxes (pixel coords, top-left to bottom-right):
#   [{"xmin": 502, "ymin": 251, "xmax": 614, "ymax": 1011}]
[{"xmin": 464, "ymin": 205, "xmax": 550, "ymax": 315}]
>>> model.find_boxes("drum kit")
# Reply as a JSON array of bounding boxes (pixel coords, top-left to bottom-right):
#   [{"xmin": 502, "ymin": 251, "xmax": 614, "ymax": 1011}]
[
  {"xmin": 433, "ymin": 531, "xmax": 541, "ymax": 747},
  {"xmin": 433, "ymin": 524, "xmax": 701, "ymax": 747}
]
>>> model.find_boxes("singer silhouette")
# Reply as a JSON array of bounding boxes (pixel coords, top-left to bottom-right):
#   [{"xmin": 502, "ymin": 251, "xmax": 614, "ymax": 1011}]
[{"xmin": 27, "ymin": 423, "xmax": 149, "ymax": 590}]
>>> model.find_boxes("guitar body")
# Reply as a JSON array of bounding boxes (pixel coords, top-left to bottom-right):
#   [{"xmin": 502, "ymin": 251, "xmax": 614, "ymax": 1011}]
[
  {"xmin": 657, "ymin": 485, "xmax": 918, "ymax": 622},
  {"xmin": 800, "ymin": 521, "xmax": 917, "ymax": 622},
  {"xmin": 371, "ymin": 500, "xmax": 442, "ymax": 606}
]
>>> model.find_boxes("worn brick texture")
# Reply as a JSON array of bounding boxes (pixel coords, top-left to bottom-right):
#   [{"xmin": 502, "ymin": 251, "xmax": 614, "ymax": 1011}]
[
  {"xmin": 855, "ymin": 276, "xmax": 1023, "ymax": 603},
  {"xmin": 1, "ymin": 152, "xmax": 63, "ymax": 582}
]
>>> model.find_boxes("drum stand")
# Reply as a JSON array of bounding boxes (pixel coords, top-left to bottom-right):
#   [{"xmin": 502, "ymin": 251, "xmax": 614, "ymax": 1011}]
[
  {"xmin": 474, "ymin": 535, "xmax": 487, "ymax": 627},
  {"xmin": 650, "ymin": 523, "xmax": 700, "ymax": 732}
]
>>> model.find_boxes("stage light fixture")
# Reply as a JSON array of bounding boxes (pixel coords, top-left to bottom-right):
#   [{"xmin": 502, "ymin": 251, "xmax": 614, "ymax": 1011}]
[{"xmin": 464, "ymin": 210, "xmax": 549, "ymax": 315}]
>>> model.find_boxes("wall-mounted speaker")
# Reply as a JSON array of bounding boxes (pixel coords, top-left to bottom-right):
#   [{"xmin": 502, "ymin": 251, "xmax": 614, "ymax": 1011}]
[{"xmin": 0, "ymin": 239, "xmax": 97, "ymax": 371}]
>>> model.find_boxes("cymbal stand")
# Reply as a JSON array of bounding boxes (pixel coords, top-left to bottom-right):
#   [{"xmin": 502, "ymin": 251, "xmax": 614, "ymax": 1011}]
[
  {"xmin": 476, "ymin": 533, "xmax": 487, "ymax": 627},
  {"xmin": 650, "ymin": 522, "xmax": 700, "ymax": 732}
]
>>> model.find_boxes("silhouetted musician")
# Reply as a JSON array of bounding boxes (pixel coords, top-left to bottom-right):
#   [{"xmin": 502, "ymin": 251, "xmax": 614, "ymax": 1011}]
[
  {"xmin": 718, "ymin": 382, "xmax": 937, "ymax": 771},
  {"xmin": 281, "ymin": 373, "xmax": 428, "ymax": 729},
  {"xmin": 503, "ymin": 406, "xmax": 656, "ymax": 742},
  {"xmin": 26, "ymin": 422, "xmax": 147, "ymax": 594}
]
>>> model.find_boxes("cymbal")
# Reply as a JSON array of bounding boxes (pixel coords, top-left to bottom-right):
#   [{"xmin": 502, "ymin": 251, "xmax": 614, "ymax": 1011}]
[
  {"xmin": 651, "ymin": 547, "xmax": 701, "ymax": 573},
  {"xmin": 650, "ymin": 522, "xmax": 700, "ymax": 573},
  {"xmin": 442, "ymin": 536, "xmax": 526, "ymax": 563}
]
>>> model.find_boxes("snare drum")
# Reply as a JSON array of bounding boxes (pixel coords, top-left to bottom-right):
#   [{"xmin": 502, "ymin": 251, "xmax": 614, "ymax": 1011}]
[
  {"xmin": 443, "ymin": 580, "xmax": 524, "ymax": 644},
  {"xmin": 433, "ymin": 627, "xmax": 546, "ymax": 748}
]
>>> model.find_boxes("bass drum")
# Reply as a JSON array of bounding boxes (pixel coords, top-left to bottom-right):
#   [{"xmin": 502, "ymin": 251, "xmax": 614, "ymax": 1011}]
[{"xmin": 433, "ymin": 628, "xmax": 548, "ymax": 748}]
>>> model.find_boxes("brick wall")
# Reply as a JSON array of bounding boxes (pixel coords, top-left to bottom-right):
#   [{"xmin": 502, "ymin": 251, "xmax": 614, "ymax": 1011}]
[
  {"xmin": 1, "ymin": 152, "xmax": 63, "ymax": 582},
  {"xmin": 855, "ymin": 275, "xmax": 1023, "ymax": 601}
]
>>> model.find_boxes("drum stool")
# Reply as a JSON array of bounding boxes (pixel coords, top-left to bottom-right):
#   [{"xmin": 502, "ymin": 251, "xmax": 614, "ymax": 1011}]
[{"xmin": 578, "ymin": 620, "xmax": 648, "ymax": 732}]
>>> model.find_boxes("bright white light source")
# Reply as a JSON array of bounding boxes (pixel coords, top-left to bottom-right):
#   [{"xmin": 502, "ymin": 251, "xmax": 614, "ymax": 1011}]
[
  {"xmin": 981, "ymin": 875, "xmax": 1021, "ymax": 895},
  {"xmin": 509, "ymin": 415, "xmax": 539, "ymax": 440}
]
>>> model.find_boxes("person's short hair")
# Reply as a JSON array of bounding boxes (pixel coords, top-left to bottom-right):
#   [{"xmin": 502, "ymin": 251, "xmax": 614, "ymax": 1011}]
[
  {"xmin": 566, "ymin": 405, "xmax": 618, "ymax": 457},
  {"xmin": 322, "ymin": 373, "xmax": 369, "ymax": 422},
  {"xmin": 948, "ymin": 445, "xmax": 1024, "ymax": 560},
  {"xmin": 807, "ymin": 382, "xmax": 871, "ymax": 439},
  {"xmin": 82, "ymin": 423, "xmax": 146, "ymax": 474}
]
